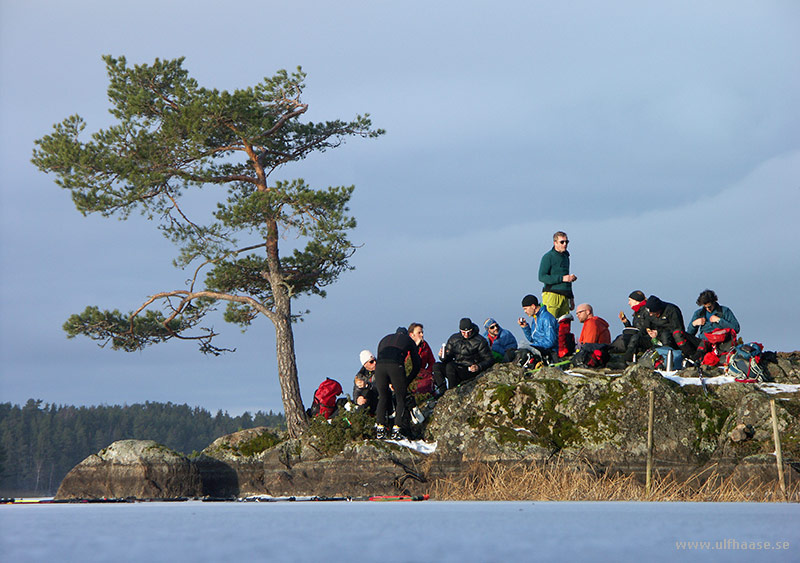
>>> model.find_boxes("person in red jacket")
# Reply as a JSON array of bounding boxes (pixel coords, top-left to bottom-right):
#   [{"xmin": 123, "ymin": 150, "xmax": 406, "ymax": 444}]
[
  {"xmin": 575, "ymin": 304, "xmax": 611, "ymax": 345},
  {"xmin": 407, "ymin": 322, "xmax": 436, "ymax": 395}
]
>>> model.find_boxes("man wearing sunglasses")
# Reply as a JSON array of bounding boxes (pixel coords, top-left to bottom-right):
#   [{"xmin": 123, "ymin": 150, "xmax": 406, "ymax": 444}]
[
  {"xmin": 483, "ymin": 317, "xmax": 518, "ymax": 362},
  {"xmin": 538, "ymin": 231, "xmax": 577, "ymax": 318},
  {"xmin": 352, "ymin": 350, "xmax": 378, "ymax": 415}
]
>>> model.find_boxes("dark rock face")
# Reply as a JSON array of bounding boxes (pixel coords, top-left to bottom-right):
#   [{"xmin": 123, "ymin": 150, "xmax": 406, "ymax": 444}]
[
  {"xmin": 57, "ymin": 356, "xmax": 800, "ymax": 499},
  {"xmin": 196, "ymin": 428, "xmax": 431, "ymax": 498},
  {"xmin": 55, "ymin": 439, "xmax": 202, "ymax": 499}
]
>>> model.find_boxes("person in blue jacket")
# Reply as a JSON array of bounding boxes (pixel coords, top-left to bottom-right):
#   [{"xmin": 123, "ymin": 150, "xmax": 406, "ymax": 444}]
[
  {"xmin": 674, "ymin": 289, "xmax": 742, "ymax": 364},
  {"xmin": 687, "ymin": 289, "xmax": 740, "ymax": 337},
  {"xmin": 483, "ymin": 317, "xmax": 518, "ymax": 362},
  {"xmin": 517, "ymin": 294, "xmax": 557, "ymax": 363}
]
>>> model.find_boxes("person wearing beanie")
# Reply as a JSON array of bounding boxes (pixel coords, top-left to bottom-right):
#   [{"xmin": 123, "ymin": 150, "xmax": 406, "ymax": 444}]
[
  {"xmin": 373, "ymin": 328, "xmax": 421, "ymax": 440},
  {"xmin": 483, "ymin": 317, "xmax": 518, "ymax": 363},
  {"xmin": 538, "ymin": 231, "xmax": 577, "ymax": 318},
  {"xmin": 575, "ymin": 304, "xmax": 611, "ymax": 345},
  {"xmin": 619, "ymin": 290, "xmax": 647, "ymax": 328},
  {"xmin": 352, "ymin": 350, "xmax": 378, "ymax": 415},
  {"xmin": 517, "ymin": 294, "xmax": 558, "ymax": 363},
  {"xmin": 642, "ymin": 295, "xmax": 686, "ymax": 350},
  {"xmin": 613, "ymin": 290, "xmax": 650, "ymax": 362},
  {"xmin": 433, "ymin": 317, "xmax": 494, "ymax": 393}
]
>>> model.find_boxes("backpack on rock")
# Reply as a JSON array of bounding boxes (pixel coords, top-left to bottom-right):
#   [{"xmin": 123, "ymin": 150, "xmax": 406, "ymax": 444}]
[
  {"xmin": 725, "ymin": 342, "xmax": 766, "ymax": 382},
  {"xmin": 307, "ymin": 378, "xmax": 343, "ymax": 419}
]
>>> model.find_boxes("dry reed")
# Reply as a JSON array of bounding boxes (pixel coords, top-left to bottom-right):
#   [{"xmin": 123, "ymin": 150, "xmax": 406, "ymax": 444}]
[{"xmin": 429, "ymin": 459, "xmax": 798, "ymax": 502}]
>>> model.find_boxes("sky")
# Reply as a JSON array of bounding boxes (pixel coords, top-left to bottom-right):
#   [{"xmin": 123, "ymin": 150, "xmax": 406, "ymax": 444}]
[{"xmin": 1, "ymin": 1, "xmax": 799, "ymax": 416}]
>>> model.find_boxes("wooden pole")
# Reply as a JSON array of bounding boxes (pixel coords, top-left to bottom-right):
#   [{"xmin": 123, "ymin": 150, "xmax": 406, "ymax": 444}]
[
  {"xmin": 646, "ymin": 389, "xmax": 655, "ymax": 496},
  {"xmin": 770, "ymin": 399, "xmax": 787, "ymax": 500}
]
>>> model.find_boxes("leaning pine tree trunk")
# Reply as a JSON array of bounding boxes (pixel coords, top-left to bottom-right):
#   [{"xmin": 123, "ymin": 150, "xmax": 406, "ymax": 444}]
[
  {"xmin": 275, "ymin": 312, "xmax": 307, "ymax": 438},
  {"xmin": 265, "ymin": 218, "xmax": 308, "ymax": 438}
]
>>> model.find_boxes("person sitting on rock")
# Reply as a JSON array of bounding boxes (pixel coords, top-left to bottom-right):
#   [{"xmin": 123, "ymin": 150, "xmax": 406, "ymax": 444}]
[
  {"xmin": 575, "ymin": 303, "xmax": 611, "ymax": 345},
  {"xmin": 688, "ymin": 289, "xmax": 740, "ymax": 338},
  {"xmin": 483, "ymin": 317, "xmax": 518, "ymax": 363},
  {"xmin": 642, "ymin": 295, "xmax": 685, "ymax": 350},
  {"xmin": 352, "ymin": 349, "xmax": 378, "ymax": 415},
  {"xmin": 613, "ymin": 290, "xmax": 649, "ymax": 362},
  {"xmin": 433, "ymin": 318, "xmax": 494, "ymax": 393},
  {"xmin": 517, "ymin": 294, "xmax": 558, "ymax": 364},
  {"xmin": 407, "ymin": 322, "xmax": 437, "ymax": 395},
  {"xmin": 681, "ymin": 289, "xmax": 741, "ymax": 363}
]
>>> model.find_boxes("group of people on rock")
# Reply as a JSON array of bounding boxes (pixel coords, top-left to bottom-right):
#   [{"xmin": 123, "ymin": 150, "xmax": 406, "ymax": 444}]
[{"xmin": 349, "ymin": 231, "xmax": 741, "ymax": 440}]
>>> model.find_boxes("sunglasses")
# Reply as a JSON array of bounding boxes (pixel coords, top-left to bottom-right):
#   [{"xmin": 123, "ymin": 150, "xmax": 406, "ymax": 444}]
[
  {"xmin": 366, "ymin": 359, "xmax": 376, "ymax": 364},
  {"xmin": 488, "ymin": 325, "xmax": 499, "ymax": 330},
  {"xmin": 557, "ymin": 240, "xmax": 569, "ymax": 245}
]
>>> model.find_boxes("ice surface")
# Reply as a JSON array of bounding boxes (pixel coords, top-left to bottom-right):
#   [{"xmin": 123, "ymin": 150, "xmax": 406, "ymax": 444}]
[{"xmin": 1, "ymin": 501, "xmax": 797, "ymax": 562}]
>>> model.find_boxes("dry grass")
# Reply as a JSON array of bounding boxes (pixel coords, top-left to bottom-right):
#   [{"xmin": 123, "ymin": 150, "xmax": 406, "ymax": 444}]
[{"xmin": 429, "ymin": 459, "xmax": 799, "ymax": 502}]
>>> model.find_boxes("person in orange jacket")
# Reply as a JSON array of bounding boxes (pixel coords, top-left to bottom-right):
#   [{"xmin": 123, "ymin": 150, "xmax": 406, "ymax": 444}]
[{"xmin": 575, "ymin": 303, "xmax": 611, "ymax": 345}]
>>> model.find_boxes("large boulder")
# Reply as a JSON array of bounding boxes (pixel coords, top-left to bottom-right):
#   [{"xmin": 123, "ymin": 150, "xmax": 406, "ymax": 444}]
[
  {"xmin": 55, "ymin": 439, "xmax": 202, "ymax": 499},
  {"xmin": 195, "ymin": 424, "xmax": 431, "ymax": 498}
]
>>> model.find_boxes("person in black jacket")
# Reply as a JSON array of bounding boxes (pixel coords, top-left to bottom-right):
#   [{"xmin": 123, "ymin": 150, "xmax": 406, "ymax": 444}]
[
  {"xmin": 642, "ymin": 295, "xmax": 685, "ymax": 349},
  {"xmin": 432, "ymin": 318, "xmax": 494, "ymax": 393},
  {"xmin": 374, "ymin": 328, "xmax": 420, "ymax": 440},
  {"xmin": 352, "ymin": 349, "xmax": 378, "ymax": 415},
  {"xmin": 612, "ymin": 290, "xmax": 650, "ymax": 362}
]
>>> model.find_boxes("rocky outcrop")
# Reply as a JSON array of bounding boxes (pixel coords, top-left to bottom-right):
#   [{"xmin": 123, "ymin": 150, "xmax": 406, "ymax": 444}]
[
  {"xmin": 195, "ymin": 426, "xmax": 432, "ymax": 498},
  {"xmin": 57, "ymin": 354, "xmax": 800, "ymax": 499},
  {"xmin": 423, "ymin": 362, "xmax": 799, "ymax": 482},
  {"xmin": 55, "ymin": 439, "xmax": 202, "ymax": 499}
]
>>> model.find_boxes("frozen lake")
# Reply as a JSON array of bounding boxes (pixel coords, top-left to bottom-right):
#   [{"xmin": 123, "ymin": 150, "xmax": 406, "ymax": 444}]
[{"xmin": 1, "ymin": 500, "xmax": 798, "ymax": 562}]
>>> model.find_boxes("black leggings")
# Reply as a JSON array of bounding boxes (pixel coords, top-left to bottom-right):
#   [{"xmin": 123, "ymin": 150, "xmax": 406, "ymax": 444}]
[
  {"xmin": 375, "ymin": 362, "xmax": 409, "ymax": 429},
  {"xmin": 433, "ymin": 362, "xmax": 478, "ymax": 390}
]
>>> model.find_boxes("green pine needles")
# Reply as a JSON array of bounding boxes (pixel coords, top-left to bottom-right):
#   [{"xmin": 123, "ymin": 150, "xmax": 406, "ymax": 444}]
[{"xmin": 32, "ymin": 55, "xmax": 384, "ymax": 437}]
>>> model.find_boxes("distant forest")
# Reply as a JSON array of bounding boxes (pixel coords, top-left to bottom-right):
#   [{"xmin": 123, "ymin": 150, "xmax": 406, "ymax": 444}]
[{"xmin": 0, "ymin": 399, "xmax": 285, "ymax": 497}]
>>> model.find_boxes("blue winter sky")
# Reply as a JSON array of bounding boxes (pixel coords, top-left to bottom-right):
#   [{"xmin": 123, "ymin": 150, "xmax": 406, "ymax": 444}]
[{"xmin": 1, "ymin": 1, "xmax": 798, "ymax": 416}]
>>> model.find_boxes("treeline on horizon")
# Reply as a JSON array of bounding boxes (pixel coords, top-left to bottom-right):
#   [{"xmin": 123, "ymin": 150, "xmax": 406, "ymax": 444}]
[{"xmin": 0, "ymin": 399, "xmax": 285, "ymax": 497}]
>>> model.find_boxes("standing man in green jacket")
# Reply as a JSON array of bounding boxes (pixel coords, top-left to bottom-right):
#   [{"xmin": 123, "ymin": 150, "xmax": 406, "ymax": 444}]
[{"xmin": 538, "ymin": 231, "xmax": 578, "ymax": 318}]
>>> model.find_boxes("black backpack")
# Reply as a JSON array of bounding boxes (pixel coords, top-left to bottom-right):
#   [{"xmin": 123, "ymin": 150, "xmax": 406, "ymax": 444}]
[{"xmin": 571, "ymin": 344, "xmax": 610, "ymax": 368}]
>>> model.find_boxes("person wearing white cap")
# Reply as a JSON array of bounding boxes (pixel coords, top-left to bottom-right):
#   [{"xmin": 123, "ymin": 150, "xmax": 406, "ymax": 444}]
[{"xmin": 352, "ymin": 349, "xmax": 377, "ymax": 414}]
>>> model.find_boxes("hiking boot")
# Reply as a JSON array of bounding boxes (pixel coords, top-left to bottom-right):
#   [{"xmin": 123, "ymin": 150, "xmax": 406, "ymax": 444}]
[
  {"xmin": 390, "ymin": 426, "xmax": 404, "ymax": 440},
  {"xmin": 375, "ymin": 425, "xmax": 387, "ymax": 440}
]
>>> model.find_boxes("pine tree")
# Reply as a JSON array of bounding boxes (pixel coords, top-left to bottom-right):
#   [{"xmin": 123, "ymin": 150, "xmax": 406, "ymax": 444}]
[{"xmin": 31, "ymin": 56, "xmax": 383, "ymax": 437}]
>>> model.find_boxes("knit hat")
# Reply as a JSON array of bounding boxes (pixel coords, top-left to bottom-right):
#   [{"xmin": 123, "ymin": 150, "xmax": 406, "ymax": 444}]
[
  {"xmin": 359, "ymin": 350, "xmax": 375, "ymax": 365},
  {"xmin": 483, "ymin": 317, "xmax": 498, "ymax": 330},
  {"xmin": 646, "ymin": 295, "xmax": 666, "ymax": 314},
  {"xmin": 629, "ymin": 290, "xmax": 646, "ymax": 303},
  {"xmin": 521, "ymin": 294, "xmax": 539, "ymax": 307},
  {"xmin": 459, "ymin": 317, "xmax": 473, "ymax": 331}
]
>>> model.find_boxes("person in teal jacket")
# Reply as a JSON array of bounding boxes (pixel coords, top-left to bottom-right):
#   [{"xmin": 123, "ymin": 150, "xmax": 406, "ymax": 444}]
[
  {"xmin": 517, "ymin": 294, "xmax": 557, "ymax": 360},
  {"xmin": 538, "ymin": 231, "xmax": 577, "ymax": 318},
  {"xmin": 687, "ymin": 289, "xmax": 740, "ymax": 337}
]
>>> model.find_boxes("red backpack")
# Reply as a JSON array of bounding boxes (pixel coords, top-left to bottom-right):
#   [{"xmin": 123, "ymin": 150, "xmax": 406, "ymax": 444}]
[
  {"xmin": 700, "ymin": 328, "xmax": 738, "ymax": 366},
  {"xmin": 310, "ymin": 378, "xmax": 342, "ymax": 419},
  {"xmin": 557, "ymin": 316, "xmax": 576, "ymax": 358}
]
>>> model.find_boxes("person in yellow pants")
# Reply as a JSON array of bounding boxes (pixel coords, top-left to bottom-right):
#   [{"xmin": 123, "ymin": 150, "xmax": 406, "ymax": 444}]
[{"xmin": 538, "ymin": 231, "xmax": 577, "ymax": 318}]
